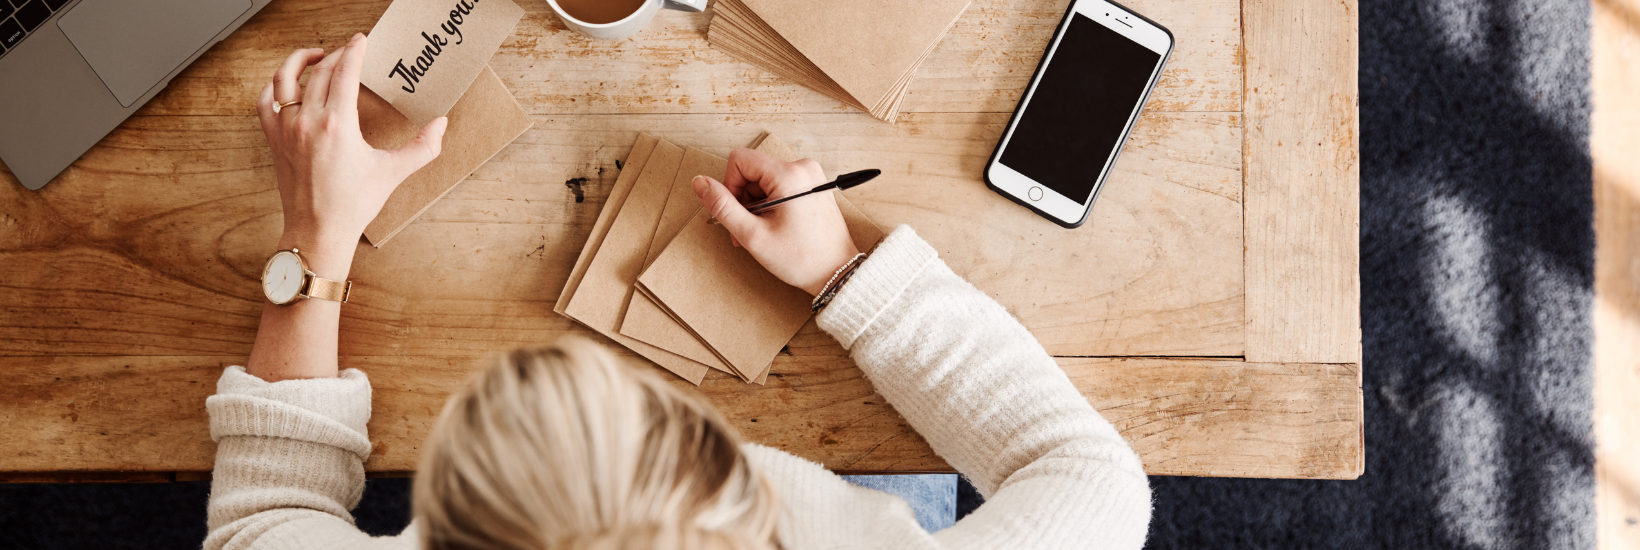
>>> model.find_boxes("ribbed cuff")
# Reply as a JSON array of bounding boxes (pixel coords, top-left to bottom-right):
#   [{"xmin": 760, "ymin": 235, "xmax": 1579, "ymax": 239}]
[
  {"xmin": 817, "ymin": 225, "xmax": 937, "ymax": 349},
  {"xmin": 207, "ymin": 366, "xmax": 373, "ymax": 460}
]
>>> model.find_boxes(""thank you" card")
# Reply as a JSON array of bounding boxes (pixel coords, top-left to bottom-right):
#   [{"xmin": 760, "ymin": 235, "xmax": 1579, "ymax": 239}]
[{"xmin": 362, "ymin": 0, "xmax": 524, "ymax": 126}]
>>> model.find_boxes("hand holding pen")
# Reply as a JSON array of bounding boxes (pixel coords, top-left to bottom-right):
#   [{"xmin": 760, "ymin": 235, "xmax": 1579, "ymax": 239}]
[
  {"xmin": 709, "ymin": 169, "xmax": 880, "ymax": 223},
  {"xmin": 691, "ymin": 149, "xmax": 878, "ymax": 295}
]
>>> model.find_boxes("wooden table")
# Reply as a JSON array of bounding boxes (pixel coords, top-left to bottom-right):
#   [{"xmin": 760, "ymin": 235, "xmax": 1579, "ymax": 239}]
[{"xmin": 0, "ymin": 0, "xmax": 1360, "ymax": 480}]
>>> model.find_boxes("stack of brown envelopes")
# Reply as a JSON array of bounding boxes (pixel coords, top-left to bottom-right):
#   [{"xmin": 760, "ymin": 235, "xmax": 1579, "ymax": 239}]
[
  {"xmin": 556, "ymin": 133, "xmax": 886, "ymax": 384},
  {"xmin": 707, "ymin": 0, "xmax": 972, "ymax": 122}
]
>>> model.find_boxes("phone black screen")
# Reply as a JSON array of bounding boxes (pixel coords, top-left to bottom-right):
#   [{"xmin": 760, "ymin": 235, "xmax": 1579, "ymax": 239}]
[{"xmin": 999, "ymin": 13, "xmax": 1161, "ymax": 204}]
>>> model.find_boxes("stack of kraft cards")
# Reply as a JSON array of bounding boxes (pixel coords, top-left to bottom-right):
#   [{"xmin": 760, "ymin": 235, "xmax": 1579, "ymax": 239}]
[
  {"xmin": 707, "ymin": 0, "xmax": 972, "ymax": 122},
  {"xmin": 555, "ymin": 133, "xmax": 884, "ymax": 384}
]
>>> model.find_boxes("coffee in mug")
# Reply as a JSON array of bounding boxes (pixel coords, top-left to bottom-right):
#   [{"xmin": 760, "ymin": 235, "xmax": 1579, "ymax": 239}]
[
  {"xmin": 555, "ymin": 0, "xmax": 647, "ymax": 24},
  {"xmin": 546, "ymin": 0, "xmax": 705, "ymax": 40}
]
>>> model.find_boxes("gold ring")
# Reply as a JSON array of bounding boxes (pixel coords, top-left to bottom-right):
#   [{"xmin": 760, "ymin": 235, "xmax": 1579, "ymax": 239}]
[{"xmin": 273, "ymin": 100, "xmax": 302, "ymax": 114}]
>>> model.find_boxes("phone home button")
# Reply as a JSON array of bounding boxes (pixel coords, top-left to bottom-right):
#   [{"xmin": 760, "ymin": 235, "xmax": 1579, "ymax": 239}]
[{"xmin": 1028, "ymin": 186, "xmax": 1043, "ymax": 201}]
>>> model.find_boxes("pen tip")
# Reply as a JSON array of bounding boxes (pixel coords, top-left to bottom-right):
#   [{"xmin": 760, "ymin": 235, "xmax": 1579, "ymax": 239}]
[{"xmin": 836, "ymin": 169, "xmax": 881, "ymax": 190}]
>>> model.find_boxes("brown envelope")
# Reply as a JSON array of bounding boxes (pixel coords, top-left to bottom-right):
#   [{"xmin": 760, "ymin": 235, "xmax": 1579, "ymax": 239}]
[
  {"xmin": 623, "ymin": 291, "xmax": 743, "ymax": 377},
  {"xmin": 558, "ymin": 133, "xmax": 861, "ymax": 384},
  {"xmin": 708, "ymin": 0, "xmax": 862, "ymax": 111},
  {"xmin": 557, "ymin": 136, "xmax": 711, "ymax": 385},
  {"xmin": 359, "ymin": 66, "xmax": 532, "ymax": 246},
  {"xmin": 634, "ymin": 194, "xmax": 883, "ymax": 381},
  {"xmin": 618, "ymin": 137, "xmax": 805, "ymax": 383},
  {"xmin": 710, "ymin": 0, "xmax": 969, "ymax": 121},
  {"xmin": 557, "ymin": 133, "xmax": 660, "ymax": 317},
  {"xmin": 555, "ymin": 135, "xmax": 714, "ymax": 384},
  {"xmin": 630, "ymin": 135, "xmax": 885, "ymax": 381},
  {"xmin": 627, "ymin": 283, "xmax": 770, "ymax": 384},
  {"xmin": 740, "ymin": 0, "xmax": 967, "ymax": 109},
  {"xmin": 646, "ymin": 148, "xmax": 728, "ymax": 269},
  {"xmin": 362, "ymin": 0, "xmax": 525, "ymax": 127},
  {"xmin": 616, "ymin": 147, "xmax": 745, "ymax": 378},
  {"xmin": 559, "ymin": 140, "xmax": 726, "ymax": 383}
]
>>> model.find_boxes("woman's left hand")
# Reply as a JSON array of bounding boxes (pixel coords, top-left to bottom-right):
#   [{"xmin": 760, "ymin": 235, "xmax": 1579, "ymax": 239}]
[{"xmin": 258, "ymin": 33, "xmax": 448, "ymax": 258}]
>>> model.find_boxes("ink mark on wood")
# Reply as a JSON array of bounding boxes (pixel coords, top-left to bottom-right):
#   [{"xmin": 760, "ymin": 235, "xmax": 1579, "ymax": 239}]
[{"xmin": 564, "ymin": 177, "xmax": 589, "ymax": 203}]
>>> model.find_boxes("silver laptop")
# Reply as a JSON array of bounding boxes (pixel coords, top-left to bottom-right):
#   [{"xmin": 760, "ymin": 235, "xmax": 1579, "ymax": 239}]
[{"xmin": 0, "ymin": 0, "xmax": 272, "ymax": 190}]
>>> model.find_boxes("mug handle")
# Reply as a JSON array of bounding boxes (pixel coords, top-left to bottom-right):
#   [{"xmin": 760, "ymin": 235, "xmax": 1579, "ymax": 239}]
[{"xmin": 663, "ymin": 0, "xmax": 705, "ymax": 12}]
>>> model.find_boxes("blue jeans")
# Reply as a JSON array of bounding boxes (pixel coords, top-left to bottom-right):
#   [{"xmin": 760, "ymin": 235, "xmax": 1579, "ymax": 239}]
[{"xmin": 840, "ymin": 474, "xmax": 958, "ymax": 532}]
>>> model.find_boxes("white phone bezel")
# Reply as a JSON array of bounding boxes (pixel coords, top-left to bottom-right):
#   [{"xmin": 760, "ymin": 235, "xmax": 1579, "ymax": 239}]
[{"xmin": 985, "ymin": 0, "xmax": 1173, "ymax": 226}]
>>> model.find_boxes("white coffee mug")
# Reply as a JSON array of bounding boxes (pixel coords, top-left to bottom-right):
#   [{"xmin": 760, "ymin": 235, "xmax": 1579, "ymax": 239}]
[{"xmin": 546, "ymin": 0, "xmax": 705, "ymax": 40}]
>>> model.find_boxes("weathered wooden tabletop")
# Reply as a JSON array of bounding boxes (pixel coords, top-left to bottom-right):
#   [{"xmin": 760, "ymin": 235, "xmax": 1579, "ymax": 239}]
[{"xmin": 0, "ymin": 0, "xmax": 1361, "ymax": 479}]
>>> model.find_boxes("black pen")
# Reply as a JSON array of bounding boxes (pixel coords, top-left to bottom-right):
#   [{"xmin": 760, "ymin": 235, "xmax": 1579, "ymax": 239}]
[{"xmin": 710, "ymin": 169, "xmax": 881, "ymax": 224}]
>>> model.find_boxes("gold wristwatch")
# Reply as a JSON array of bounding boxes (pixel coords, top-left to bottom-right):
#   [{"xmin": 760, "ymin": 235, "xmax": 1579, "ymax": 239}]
[{"xmin": 261, "ymin": 248, "xmax": 352, "ymax": 305}]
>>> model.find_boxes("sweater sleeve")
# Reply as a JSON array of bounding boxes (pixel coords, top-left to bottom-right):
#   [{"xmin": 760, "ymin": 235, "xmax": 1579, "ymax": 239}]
[
  {"xmin": 817, "ymin": 225, "xmax": 1153, "ymax": 550},
  {"xmin": 204, "ymin": 366, "xmax": 412, "ymax": 550}
]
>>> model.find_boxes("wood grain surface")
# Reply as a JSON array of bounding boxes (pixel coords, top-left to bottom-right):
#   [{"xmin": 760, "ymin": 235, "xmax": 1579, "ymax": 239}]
[
  {"xmin": 132, "ymin": 0, "xmax": 1241, "ymax": 117},
  {"xmin": 1241, "ymin": 0, "xmax": 1363, "ymax": 364},
  {"xmin": 0, "ymin": 112, "xmax": 1243, "ymax": 358},
  {"xmin": 0, "ymin": 354, "xmax": 1361, "ymax": 479},
  {"xmin": 1594, "ymin": 0, "xmax": 1640, "ymax": 544},
  {"xmin": 0, "ymin": 0, "xmax": 1365, "ymax": 479}
]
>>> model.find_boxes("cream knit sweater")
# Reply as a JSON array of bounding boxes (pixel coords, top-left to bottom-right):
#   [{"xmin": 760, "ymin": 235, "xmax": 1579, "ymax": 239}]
[{"xmin": 205, "ymin": 226, "xmax": 1152, "ymax": 550}]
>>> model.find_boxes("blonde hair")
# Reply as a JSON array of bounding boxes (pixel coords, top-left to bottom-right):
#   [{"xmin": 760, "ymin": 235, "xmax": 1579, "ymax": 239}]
[{"xmin": 413, "ymin": 338, "xmax": 781, "ymax": 550}]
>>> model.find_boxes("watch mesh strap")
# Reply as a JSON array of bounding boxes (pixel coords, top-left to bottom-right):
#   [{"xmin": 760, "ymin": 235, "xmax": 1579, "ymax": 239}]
[{"xmin": 305, "ymin": 277, "xmax": 352, "ymax": 303}]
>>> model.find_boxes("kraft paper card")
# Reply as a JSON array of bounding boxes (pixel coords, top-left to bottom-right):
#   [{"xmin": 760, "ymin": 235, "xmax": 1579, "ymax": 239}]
[
  {"xmin": 362, "ymin": 0, "xmax": 525, "ymax": 127},
  {"xmin": 558, "ymin": 132, "xmax": 868, "ymax": 385},
  {"xmin": 612, "ymin": 147, "xmax": 744, "ymax": 380},
  {"xmin": 620, "ymin": 143, "xmax": 783, "ymax": 383},
  {"xmin": 620, "ymin": 135, "xmax": 804, "ymax": 384},
  {"xmin": 560, "ymin": 137, "xmax": 747, "ymax": 384},
  {"xmin": 617, "ymin": 147, "xmax": 744, "ymax": 378},
  {"xmin": 746, "ymin": 131, "xmax": 798, "ymax": 164},
  {"xmin": 360, "ymin": 65, "xmax": 532, "ymax": 246},
  {"xmin": 559, "ymin": 140, "xmax": 733, "ymax": 383},
  {"xmin": 630, "ymin": 135, "xmax": 885, "ymax": 381},
  {"xmin": 645, "ymin": 148, "xmax": 729, "ymax": 270},
  {"xmin": 708, "ymin": 1, "xmax": 858, "ymax": 110},
  {"xmin": 635, "ymin": 192, "xmax": 883, "ymax": 381},
  {"xmin": 622, "ymin": 291, "xmax": 745, "ymax": 378},
  {"xmin": 626, "ymin": 133, "xmax": 802, "ymax": 384},
  {"xmin": 707, "ymin": 0, "xmax": 969, "ymax": 121},
  {"xmin": 557, "ymin": 133, "xmax": 659, "ymax": 317}
]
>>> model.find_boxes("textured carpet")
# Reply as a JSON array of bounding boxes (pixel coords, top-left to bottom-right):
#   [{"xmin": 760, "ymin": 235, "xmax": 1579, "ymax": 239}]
[
  {"xmin": 0, "ymin": 0, "xmax": 1593, "ymax": 546},
  {"xmin": 0, "ymin": 478, "xmax": 414, "ymax": 548},
  {"xmin": 1144, "ymin": 0, "xmax": 1595, "ymax": 546}
]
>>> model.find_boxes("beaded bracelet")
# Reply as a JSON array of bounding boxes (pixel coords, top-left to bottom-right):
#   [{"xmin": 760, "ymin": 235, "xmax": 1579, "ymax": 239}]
[{"xmin": 811, "ymin": 253, "xmax": 868, "ymax": 311}]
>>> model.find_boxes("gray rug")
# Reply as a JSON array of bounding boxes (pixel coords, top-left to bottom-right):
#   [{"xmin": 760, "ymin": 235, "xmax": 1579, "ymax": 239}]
[{"xmin": 1144, "ymin": 0, "xmax": 1595, "ymax": 546}]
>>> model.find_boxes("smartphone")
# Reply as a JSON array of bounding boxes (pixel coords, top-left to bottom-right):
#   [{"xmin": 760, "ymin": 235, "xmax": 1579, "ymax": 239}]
[{"xmin": 984, "ymin": 0, "xmax": 1173, "ymax": 228}]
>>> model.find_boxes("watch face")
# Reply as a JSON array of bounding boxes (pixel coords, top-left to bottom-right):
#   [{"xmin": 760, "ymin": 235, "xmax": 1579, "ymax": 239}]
[{"xmin": 262, "ymin": 251, "xmax": 305, "ymax": 304}]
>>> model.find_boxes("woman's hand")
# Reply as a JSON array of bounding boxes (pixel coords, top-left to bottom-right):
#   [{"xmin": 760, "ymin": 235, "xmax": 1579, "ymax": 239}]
[
  {"xmin": 258, "ymin": 33, "xmax": 447, "ymax": 273},
  {"xmin": 245, "ymin": 36, "xmax": 446, "ymax": 382},
  {"xmin": 692, "ymin": 149, "xmax": 859, "ymax": 295}
]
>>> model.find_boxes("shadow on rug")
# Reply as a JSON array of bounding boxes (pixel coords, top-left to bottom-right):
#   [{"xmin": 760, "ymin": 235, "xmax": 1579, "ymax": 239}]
[{"xmin": 1144, "ymin": 0, "xmax": 1594, "ymax": 547}]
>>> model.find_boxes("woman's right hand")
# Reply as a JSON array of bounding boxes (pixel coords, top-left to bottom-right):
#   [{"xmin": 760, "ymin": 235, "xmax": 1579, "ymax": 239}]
[{"xmin": 692, "ymin": 149, "xmax": 859, "ymax": 296}]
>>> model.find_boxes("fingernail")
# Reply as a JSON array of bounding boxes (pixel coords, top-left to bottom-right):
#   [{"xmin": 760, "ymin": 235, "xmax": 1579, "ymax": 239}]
[
  {"xmin": 692, "ymin": 176, "xmax": 709, "ymax": 196},
  {"xmin": 353, "ymin": 33, "xmax": 365, "ymax": 42}
]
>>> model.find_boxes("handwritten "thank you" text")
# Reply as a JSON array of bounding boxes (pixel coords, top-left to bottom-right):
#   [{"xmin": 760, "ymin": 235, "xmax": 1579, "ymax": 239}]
[{"xmin": 389, "ymin": 0, "xmax": 482, "ymax": 94}]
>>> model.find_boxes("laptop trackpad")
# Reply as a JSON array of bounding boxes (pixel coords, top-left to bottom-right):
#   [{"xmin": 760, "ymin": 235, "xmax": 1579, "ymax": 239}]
[{"xmin": 59, "ymin": 0, "xmax": 251, "ymax": 108}]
